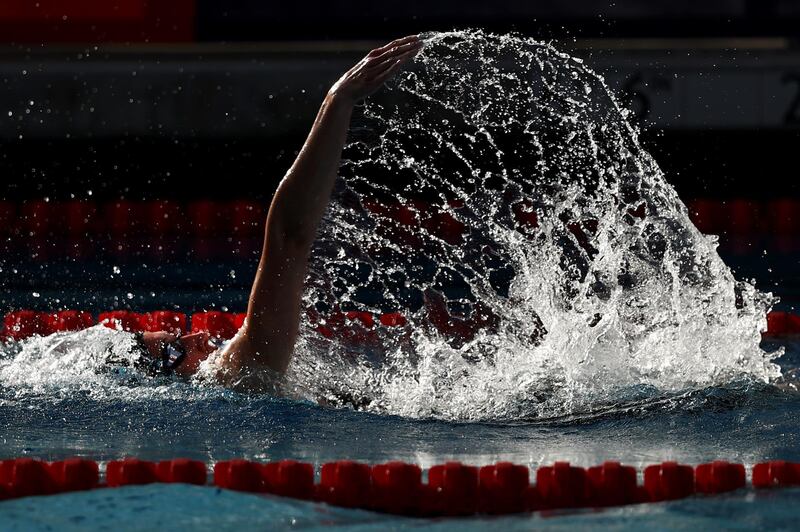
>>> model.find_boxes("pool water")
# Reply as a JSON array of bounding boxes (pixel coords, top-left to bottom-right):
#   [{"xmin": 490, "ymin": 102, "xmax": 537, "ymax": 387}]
[
  {"xmin": 3, "ymin": 30, "xmax": 799, "ymax": 529},
  {"xmin": 1, "ymin": 338, "xmax": 799, "ymax": 529},
  {"xmin": 2, "ymin": 484, "xmax": 800, "ymax": 531}
]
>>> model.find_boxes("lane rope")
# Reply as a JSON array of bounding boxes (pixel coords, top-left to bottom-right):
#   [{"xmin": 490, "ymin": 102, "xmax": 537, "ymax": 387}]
[{"xmin": 1, "ymin": 457, "xmax": 797, "ymax": 515}]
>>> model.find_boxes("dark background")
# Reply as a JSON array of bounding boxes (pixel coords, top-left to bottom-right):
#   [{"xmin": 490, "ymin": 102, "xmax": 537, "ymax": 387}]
[{"xmin": 0, "ymin": 0, "xmax": 798, "ymax": 311}]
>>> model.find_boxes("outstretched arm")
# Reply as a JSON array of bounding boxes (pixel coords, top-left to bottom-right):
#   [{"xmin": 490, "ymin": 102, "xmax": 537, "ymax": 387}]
[{"xmin": 216, "ymin": 35, "xmax": 422, "ymax": 381}]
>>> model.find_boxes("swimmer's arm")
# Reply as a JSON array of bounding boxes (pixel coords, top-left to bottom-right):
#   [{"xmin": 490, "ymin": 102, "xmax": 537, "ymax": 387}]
[
  {"xmin": 268, "ymin": 35, "xmax": 423, "ymax": 244},
  {"xmin": 221, "ymin": 36, "xmax": 422, "ymax": 378}
]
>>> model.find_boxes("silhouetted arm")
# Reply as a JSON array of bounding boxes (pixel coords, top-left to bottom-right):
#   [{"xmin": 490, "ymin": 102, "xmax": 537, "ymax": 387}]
[{"xmin": 216, "ymin": 35, "xmax": 422, "ymax": 381}]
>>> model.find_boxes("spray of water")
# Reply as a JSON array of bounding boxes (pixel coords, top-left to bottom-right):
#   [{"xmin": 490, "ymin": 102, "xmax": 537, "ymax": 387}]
[
  {"xmin": 0, "ymin": 31, "xmax": 782, "ymax": 422},
  {"xmin": 285, "ymin": 30, "xmax": 781, "ymax": 420},
  {"xmin": 0, "ymin": 326, "xmax": 230, "ymax": 402}
]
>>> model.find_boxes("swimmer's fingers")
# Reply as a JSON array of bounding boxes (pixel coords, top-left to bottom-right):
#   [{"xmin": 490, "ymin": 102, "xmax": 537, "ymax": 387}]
[
  {"xmin": 367, "ymin": 35, "xmax": 420, "ymax": 58},
  {"xmin": 367, "ymin": 39, "xmax": 422, "ymax": 68},
  {"xmin": 368, "ymin": 46, "xmax": 418, "ymax": 79},
  {"xmin": 371, "ymin": 58, "xmax": 408, "ymax": 86},
  {"xmin": 330, "ymin": 37, "xmax": 418, "ymax": 102}
]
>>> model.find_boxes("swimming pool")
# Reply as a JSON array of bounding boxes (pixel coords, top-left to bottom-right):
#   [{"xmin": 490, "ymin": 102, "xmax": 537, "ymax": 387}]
[
  {"xmin": 1, "ymin": 337, "xmax": 800, "ymax": 529},
  {"xmin": 3, "ymin": 30, "xmax": 800, "ymax": 529}
]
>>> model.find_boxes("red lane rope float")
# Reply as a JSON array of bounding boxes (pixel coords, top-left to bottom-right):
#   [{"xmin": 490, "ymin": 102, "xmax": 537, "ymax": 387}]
[
  {"xmin": 98, "ymin": 311, "xmax": 146, "ymax": 332},
  {"xmin": 764, "ymin": 311, "xmax": 800, "ymax": 338},
  {"xmin": 587, "ymin": 461, "xmax": 640, "ymax": 506},
  {"xmin": 752, "ymin": 460, "xmax": 800, "ymax": 487},
  {"xmin": 3, "ymin": 198, "xmax": 800, "ymax": 239},
  {"xmin": 191, "ymin": 311, "xmax": 238, "ymax": 341},
  {"xmin": 536, "ymin": 461, "xmax": 591, "ymax": 509},
  {"xmin": 426, "ymin": 462, "xmax": 480, "ymax": 516},
  {"xmin": 371, "ymin": 461, "xmax": 423, "ymax": 514},
  {"xmin": 2, "ymin": 458, "xmax": 800, "ymax": 514},
  {"xmin": 143, "ymin": 311, "xmax": 188, "ymax": 334},
  {"xmin": 6, "ymin": 198, "xmax": 800, "ymax": 259},
  {"xmin": 695, "ymin": 461, "xmax": 746, "ymax": 494},
  {"xmin": 156, "ymin": 459, "xmax": 208, "ymax": 485},
  {"xmin": 644, "ymin": 461, "xmax": 695, "ymax": 501},
  {"xmin": 319, "ymin": 460, "xmax": 372, "ymax": 508},
  {"xmin": 43, "ymin": 310, "xmax": 95, "ymax": 333},
  {"xmin": 263, "ymin": 460, "xmax": 315, "ymax": 500},
  {"xmin": 478, "ymin": 462, "xmax": 529, "ymax": 514}
]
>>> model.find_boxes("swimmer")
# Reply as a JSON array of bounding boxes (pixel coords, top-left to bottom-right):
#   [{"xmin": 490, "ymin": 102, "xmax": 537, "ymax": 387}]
[{"xmin": 134, "ymin": 35, "xmax": 423, "ymax": 388}]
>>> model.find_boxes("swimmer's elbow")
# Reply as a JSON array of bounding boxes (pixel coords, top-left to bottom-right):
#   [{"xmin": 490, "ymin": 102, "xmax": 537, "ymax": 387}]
[{"xmin": 268, "ymin": 217, "xmax": 316, "ymax": 252}]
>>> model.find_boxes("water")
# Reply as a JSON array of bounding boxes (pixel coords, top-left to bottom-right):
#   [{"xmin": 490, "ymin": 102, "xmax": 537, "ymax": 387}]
[
  {"xmin": 294, "ymin": 30, "xmax": 780, "ymax": 421},
  {"xmin": 2, "ymin": 341, "xmax": 800, "ymax": 529},
  {"xmin": 2, "ymin": 30, "xmax": 799, "ymax": 529}
]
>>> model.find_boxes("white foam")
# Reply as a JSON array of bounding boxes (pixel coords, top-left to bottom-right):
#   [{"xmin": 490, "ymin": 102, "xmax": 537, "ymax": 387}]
[
  {"xmin": 0, "ymin": 31, "xmax": 782, "ymax": 421},
  {"xmin": 290, "ymin": 30, "xmax": 782, "ymax": 420}
]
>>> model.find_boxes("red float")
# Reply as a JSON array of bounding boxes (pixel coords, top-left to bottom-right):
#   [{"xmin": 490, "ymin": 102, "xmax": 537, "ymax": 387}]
[
  {"xmin": 420, "ymin": 206, "xmax": 466, "ymax": 245},
  {"xmin": 42, "ymin": 310, "xmax": 95, "ymax": 334},
  {"xmin": 20, "ymin": 200, "xmax": 54, "ymax": 238},
  {"xmin": 49, "ymin": 459, "xmax": 99, "ymax": 492},
  {"xmin": 191, "ymin": 311, "xmax": 238, "ymax": 339},
  {"xmin": 319, "ymin": 461, "xmax": 372, "ymax": 508},
  {"xmin": 768, "ymin": 199, "xmax": 800, "ymax": 253},
  {"xmin": 0, "ymin": 458, "xmax": 54, "ymax": 497},
  {"xmin": 262, "ymin": 460, "xmax": 315, "ymax": 500},
  {"xmin": 425, "ymin": 462, "xmax": 479, "ymax": 516},
  {"xmin": 587, "ymin": 461, "xmax": 640, "ymax": 506},
  {"xmin": 156, "ymin": 459, "xmax": 207, "ymax": 485},
  {"xmin": 0, "ymin": 0, "xmax": 195, "ymax": 44},
  {"xmin": 231, "ymin": 201, "xmax": 264, "ymax": 237},
  {"xmin": 766, "ymin": 311, "xmax": 790, "ymax": 336},
  {"xmin": 144, "ymin": 311, "xmax": 187, "ymax": 334},
  {"xmin": 187, "ymin": 201, "xmax": 227, "ymax": 237},
  {"xmin": 379, "ymin": 312, "xmax": 407, "ymax": 327},
  {"xmin": 106, "ymin": 459, "xmax": 158, "ymax": 487},
  {"xmin": 644, "ymin": 462, "xmax": 695, "ymax": 501},
  {"xmin": 145, "ymin": 201, "xmax": 184, "ymax": 235},
  {"xmin": 313, "ymin": 311, "xmax": 346, "ymax": 340},
  {"xmin": 3, "ymin": 310, "xmax": 45, "ymax": 340},
  {"xmin": 213, "ymin": 460, "xmax": 264, "ymax": 492},
  {"xmin": 104, "ymin": 201, "xmax": 136, "ymax": 237},
  {"xmin": 536, "ymin": 461, "xmax": 590, "ymax": 509},
  {"xmin": 478, "ymin": 462, "xmax": 529, "ymax": 514},
  {"xmin": 99, "ymin": 311, "xmax": 145, "ymax": 332},
  {"xmin": 695, "ymin": 461, "xmax": 745, "ymax": 494},
  {"xmin": 371, "ymin": 461, "xmax": 423, "ymax": 515},
  {"xmin": 752, "ymin": 461, "xmax": 800, "ymax": 488},
  {"xmin": 787, "ymin": 313, "xmax": 800, "ymax": 335},
  {"xmin": 63, "ymin": 201, "xmax": 98, "ymax": 236},
  {"xmin": 687, "ymin": 199, "xmax": 725, "ymax": 235},
  {"xmin": 345, "ymin": 311, "xmax": 375, "ymax": 328}
]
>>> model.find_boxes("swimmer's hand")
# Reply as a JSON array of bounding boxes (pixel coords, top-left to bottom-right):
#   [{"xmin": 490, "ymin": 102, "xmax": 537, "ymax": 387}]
[{"xmin": 329, "ymin": 35, "xmax": 422, "ymax": 103}]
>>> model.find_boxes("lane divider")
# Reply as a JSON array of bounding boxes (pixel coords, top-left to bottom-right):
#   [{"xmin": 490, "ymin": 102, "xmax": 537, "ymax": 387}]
[
  {"xmin": 4, "ymin": 198, "xmax": 800, "ymax": 259},
  {"xmin": 3, "ymin": 309, "xmax": 800, "ymax": 343},
  {"xmin": 1, "ymin": 458, "xmax": 798, "ymax": 514},
  {"xmin": 0, "ymin": 309, "xmax": 409, "ymax": 342}
]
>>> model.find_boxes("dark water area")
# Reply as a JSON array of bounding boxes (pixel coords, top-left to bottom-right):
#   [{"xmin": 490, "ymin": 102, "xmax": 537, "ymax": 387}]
[{"xmin": 2, "ymin": 340, "xmax": 800, "ymax": 529}]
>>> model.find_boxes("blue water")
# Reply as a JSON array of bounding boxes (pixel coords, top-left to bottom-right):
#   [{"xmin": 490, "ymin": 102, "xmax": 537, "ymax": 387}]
[
  {"xmin": 2, "ymin": 485, "xmax": 800, "ymax": 531},
  {"xmin": 2, "ymin": 339, "xmax": 800, "ymax": 529},
  {"xmin": 3, "ymin": 30, "xmax": 799, "ymax": 529}
]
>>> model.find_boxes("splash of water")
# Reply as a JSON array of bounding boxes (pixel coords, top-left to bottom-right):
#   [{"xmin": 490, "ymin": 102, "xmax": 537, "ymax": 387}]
[
  {"xmin": 287, "ymin": 30, "xmax": 781, "ymax": 421},
  {"xmin": 0, "ymin": 326, "xmax": 230, "ymax": 402},
  {"xmin": 0, "ymin": 31, "xmax": 782, "ymax": 421}
]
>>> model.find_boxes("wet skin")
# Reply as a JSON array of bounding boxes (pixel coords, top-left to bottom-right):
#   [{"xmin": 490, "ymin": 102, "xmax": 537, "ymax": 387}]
[{"xmin": 142, "ymin": 36, "xmax": 423, "ymax": 387}]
